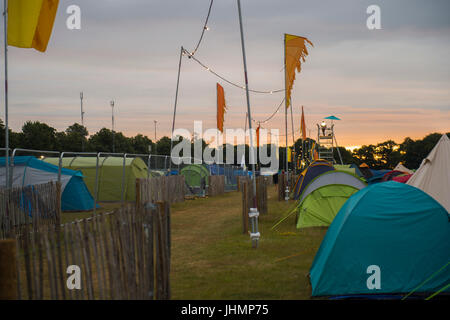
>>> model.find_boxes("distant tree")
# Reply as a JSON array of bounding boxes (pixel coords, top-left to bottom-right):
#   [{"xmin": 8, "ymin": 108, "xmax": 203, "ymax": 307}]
[
  {"xmin": 155, "ymin": 136, "xmax": 171, "ymax": 156},
  {"xmin": 333, "ymin": 146, "xmax": 354, "ymax": 164},
  {"xmin": 131, "ymin": 134, "xmax": 153, "ymax": 154},
  {"xmin": 21, "ymin": 121, "xmax": 57, "ymax": 151},
  {"xmin": 87, "ymin": 128, "xmax": 114, "ymax": 152},
  {"xmin": 374, "ymin": 140, "xmax": 402, "ymax": 169},
  {"xmin": 57, "ymin": 123, "xmax": 88, "ymax": 152},
  {"xmin": 352, "ymin": 145, "xmax": 378, "ymax": 168},
  {"xmin": 399, "ymin": 133, "xmax": 445, "ymax": 169}
]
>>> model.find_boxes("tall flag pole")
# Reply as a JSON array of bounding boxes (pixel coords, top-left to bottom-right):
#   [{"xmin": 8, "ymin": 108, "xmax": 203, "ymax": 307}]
[
  {"xmin": 169, "ymin": 46, "xmax": 184, "ymax": 170},
  {"xmin": 3, "ymin": 0, "xmax": 59, "ymax": 187},
  {"xmin": 237, "ymin": 0, "xmax": 259, "ymax": 248},
  {"xmin": 3, "ymin": 0, "xmax": 9, "ymax": 188},
  {"xmin": 283, "ymin": 34, "xmax": 289, "ymax": 200},
  {"xmin": 300, "ymin": 105, "xmax": 306, "ymax": 167}
]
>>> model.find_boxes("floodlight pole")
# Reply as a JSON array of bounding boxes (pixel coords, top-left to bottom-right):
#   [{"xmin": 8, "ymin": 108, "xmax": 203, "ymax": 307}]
[
  {"xmin": 80, "ymin": 92, "xmax": 85, "ymax": 151},
  {"xmin": 237, "ymin": 0, "xmax": 259, "ymax": 248},
  {"xmin": 110, "ymin": 100, "xmax": 115, "ymax": 153}
]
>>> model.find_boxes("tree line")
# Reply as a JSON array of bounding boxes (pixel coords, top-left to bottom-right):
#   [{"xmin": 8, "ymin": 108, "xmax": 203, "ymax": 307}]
[{"xmin": 0, "ymin": 119, "xmax": 447, "ymax": 170}]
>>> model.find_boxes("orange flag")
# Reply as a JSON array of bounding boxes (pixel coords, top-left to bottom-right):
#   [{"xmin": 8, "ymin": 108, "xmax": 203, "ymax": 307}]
[
  {"xmin": 256, "ymin": 124, "xmax": 260, "ymax": 148},
  {"xmin": 216, "ymin": 83, "xmax": 227, "ymax": 132},
  {"xmin": 301, "ymin": 105, "xmax": 306, "ymax": 140},
  {"xmin": 285, "ymin": 34, "xmax": 313, "ymax": 108}
]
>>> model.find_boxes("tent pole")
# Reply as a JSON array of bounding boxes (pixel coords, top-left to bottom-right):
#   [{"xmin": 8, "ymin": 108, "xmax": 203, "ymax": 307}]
[{"xmin": 237, "ymin": 0, "xmax": 259, "ymax": 248}]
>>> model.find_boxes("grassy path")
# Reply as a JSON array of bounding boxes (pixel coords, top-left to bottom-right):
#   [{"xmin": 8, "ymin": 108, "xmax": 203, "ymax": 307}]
[{"xmin": 170, "ymin": 186, "xmax": 327, "ymax": 299}]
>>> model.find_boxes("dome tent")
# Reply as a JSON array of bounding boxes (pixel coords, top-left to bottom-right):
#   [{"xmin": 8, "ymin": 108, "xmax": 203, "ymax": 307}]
[
  {"xmin": 292, "ymin": 160, "xmax": 334, "ymax": 200},
  {"xmin": 0, "ymin": 156, "xmax": 96, "ymax": 211},
  {"xmin": 310, "ymin": 181, "xmax": 449, "ymax": 298},
  {"xmin": 44, "ymin": 156, "xmax": 149, "ymax": 202},
  {"xmin": 296, "ymin": 184, "xmax": 360, "ymax": 229},
  {"xmin": 295, "ymin": 171, "xmax": 367, "ymax": 229},
  {"xmin": 180, "ymin": 164, "xmax": 210, "ymax": 195},
  {"xmin": 296, "ymin": 170, "xmax": 367, "ymax": 204}
]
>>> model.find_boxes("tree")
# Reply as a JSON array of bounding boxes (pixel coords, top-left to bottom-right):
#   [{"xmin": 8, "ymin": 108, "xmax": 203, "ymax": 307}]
[
  {"xmin": 21, "ymin": 121, "xmax": 57, "ymax": 150},
  {"xmin": 155, "ymin": 136, "xmax": 171, "ymax": 156},
  {"xmin": 57, "ymin": 123, "xmax": 88, "ymax": 152},
  {"xmin": 131, "ymin": 134, "xmax": 153, "ymax": 154}
]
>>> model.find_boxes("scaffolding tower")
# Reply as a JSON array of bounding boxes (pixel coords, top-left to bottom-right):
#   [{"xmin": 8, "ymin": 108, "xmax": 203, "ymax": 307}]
[{"xmin": 316, "ymin": 122, "xmax": 343, "ymax": 164}]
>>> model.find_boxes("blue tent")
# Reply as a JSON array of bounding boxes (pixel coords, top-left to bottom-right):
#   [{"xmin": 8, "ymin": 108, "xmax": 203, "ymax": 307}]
[
  {"xmin": 310, "ymin": 181, "xmax": 450, "ymax": 298},
  {"xmin": 366, "ymin": 169, "xmax": 391, "ymax": 184},
  {"xmin": 292, "ymin": 160, "xmax": 334, "ymax": 200},
  {"xmin": 0, "ymin": 156, "xmax": 96, "ymax": 211}
]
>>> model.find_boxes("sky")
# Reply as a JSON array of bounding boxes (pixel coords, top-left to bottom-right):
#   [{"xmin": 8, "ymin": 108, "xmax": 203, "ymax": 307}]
[{"xmin": 1, "ymin": 0, "xmax": 449, "ymax": 147}]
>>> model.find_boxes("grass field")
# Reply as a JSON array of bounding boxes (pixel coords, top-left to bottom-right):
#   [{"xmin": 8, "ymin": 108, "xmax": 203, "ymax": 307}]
[
  {"xmin": 57, "ymin": 185, "xmax": 327, "ymax": 300},
  {"xmin": 169, "ymin": 185, "xmax": 327, "ymax": 300}
]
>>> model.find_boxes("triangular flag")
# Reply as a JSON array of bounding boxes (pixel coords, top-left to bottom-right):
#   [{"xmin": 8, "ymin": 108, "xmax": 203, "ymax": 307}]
[
  {"xmin": 216, "ymin": 83, "xmax": 227, "ymax": 132},
  {"xmin": 285, "ymin": 34, "xmax": 313, "ymax": 108}
]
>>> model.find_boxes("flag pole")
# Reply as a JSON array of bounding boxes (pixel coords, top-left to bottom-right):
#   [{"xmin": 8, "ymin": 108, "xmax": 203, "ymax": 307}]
[
  {"xmin": 290, "ymin": 97, "xmax": 296, "ymax": 174},
  {"xmin": 3, "ymin": 0, "xmax": 9, "ymax": 188},
  {"xmin": 237, "ymin": 0, "xmax": 259, "ymax": 248},
  {"xmin": 169, "ymin": 46, "xmax": 183, "ymax": 170},
  {"xmin": 284, "ymin": 34, "xmax": 289, "ymax": 201}
]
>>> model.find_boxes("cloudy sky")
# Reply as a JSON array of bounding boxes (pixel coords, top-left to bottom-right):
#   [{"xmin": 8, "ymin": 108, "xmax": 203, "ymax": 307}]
[{"xmin": 1, "ymin": 0, "xmax": 449, "ymax": 147}]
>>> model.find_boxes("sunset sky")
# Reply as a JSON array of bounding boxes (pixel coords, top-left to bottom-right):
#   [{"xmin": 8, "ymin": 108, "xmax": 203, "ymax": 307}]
[{"xmin": 1, "ymin": 0, "xmax": 449, "ymax": 147}]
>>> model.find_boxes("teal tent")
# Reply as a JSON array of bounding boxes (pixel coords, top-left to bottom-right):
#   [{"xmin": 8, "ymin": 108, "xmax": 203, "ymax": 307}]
[
  {"xmin": 0, "ymin": 156, "xmax": 96, "ymax": 211},
  {"xmin": 310, "ymin": 181, "xmax": 450, "ymax": 297}
]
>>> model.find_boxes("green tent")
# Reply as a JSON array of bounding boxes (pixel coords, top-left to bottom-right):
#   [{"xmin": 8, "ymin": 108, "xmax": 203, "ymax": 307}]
[
  {"xmin": 44, "ymin": 157, "xmax": 149, "ymax": 201},
  {"xmin": 296, "ymin": 184, "xmax": 360, "ymax": 228},
  {"xmin": 180, "ymin": 164, "xmax": 209, "ymax": 190},
  {"xmin": 334, "ymin": 164, "xmax": 356, "ymax": 176}
]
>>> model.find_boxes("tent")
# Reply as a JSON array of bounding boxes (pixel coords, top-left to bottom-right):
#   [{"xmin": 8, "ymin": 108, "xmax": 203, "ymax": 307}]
[
  {"xmin": 393, "ymin": 163, "xmax": 414, "ymax": 175},
  {"xmin": 44, "ymin": 156, "xmax": 149, "ymax": 202},
  {"xmin": 180, "ymin": 164, "xmax": 210, "ymax": 194},
  {"xmin": 310, "ymin": 181, "xmax": 450, "ymax": 297},
  {"xmin": 292, "ymin": 160, "xmax": 334, "ymax": 200},
  {"xmin": 0, "ymin": 156, "xmax": 96, "ymax": 211},
  {"xmin": 392, "ymin": 174, "xmax": 412, "ymax": 184},
  {"xmin": 381, "ymin": 170, "xmax": 405, "ymax": 182},
  {"xmin": 296, "ymin": 170, "xmax": 367, "ymax": 204},
  {"xmin": 358, "ymin": 163, "xmax": 373, "ymax": 180},
  {"xmin": 296, "ymin": 184, "xmax": 360, "ymax": 229},
  {"xmin": 407, "ymin": 134, "xmax": 450, "ymax": 213},
  {"xmin": 366, "ymin": 169, "xmax": 391, "ymax": 184},
  {"xmin": 295, "ymin": 171, "xmax": 367, "ymax": 228},
  {"xmin": 349, "ymin": 164, "xmax": 363, "ymax": 178},
  {"xmin": 333, "ymin": 164, "xmax": 357, "ymax": 176}
]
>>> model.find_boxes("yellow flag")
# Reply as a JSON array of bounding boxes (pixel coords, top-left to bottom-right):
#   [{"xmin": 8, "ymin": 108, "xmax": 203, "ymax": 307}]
[
  {"xmin": 285, "ymin": 34, "xmax": 313, "ymax": 108},
  {"xmin": 8, "ymin": 0, "xmax": 59, "ymax": 52},
  {"xmin": 287, "ymin": 147, "xmax": 292, "ymax": 162}
]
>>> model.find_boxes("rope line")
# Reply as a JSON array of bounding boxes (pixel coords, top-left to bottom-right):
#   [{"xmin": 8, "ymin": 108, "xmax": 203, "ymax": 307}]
[{"xmin": 190, "ymin": 0, "xmax": 214, "ymax": 56}]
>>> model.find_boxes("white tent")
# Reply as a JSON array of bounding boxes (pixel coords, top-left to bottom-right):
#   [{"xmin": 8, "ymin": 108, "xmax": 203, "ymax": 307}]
[
  {"xmin": 393, "ymin": 163, "xmax": 414, "ymax": 175},
  {"xmin": 407, "ymin": 134, "xmax": 450, "ymax": 213}
]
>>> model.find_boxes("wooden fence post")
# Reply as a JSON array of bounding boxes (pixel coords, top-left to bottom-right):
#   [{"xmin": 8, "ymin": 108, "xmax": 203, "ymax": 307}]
[{"xmin": 0, "ymin": 239, "xmax": 17, "ymax": 300}]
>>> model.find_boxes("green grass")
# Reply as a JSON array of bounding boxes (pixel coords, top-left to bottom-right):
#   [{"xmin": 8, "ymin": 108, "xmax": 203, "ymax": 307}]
[
  {"xmin": 58, "ymin": 186, "xmax": 327, "ymax": 300},
  {"xmin": 170, "ymin": 186, "xmax": 327, "ymax": 300}
]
